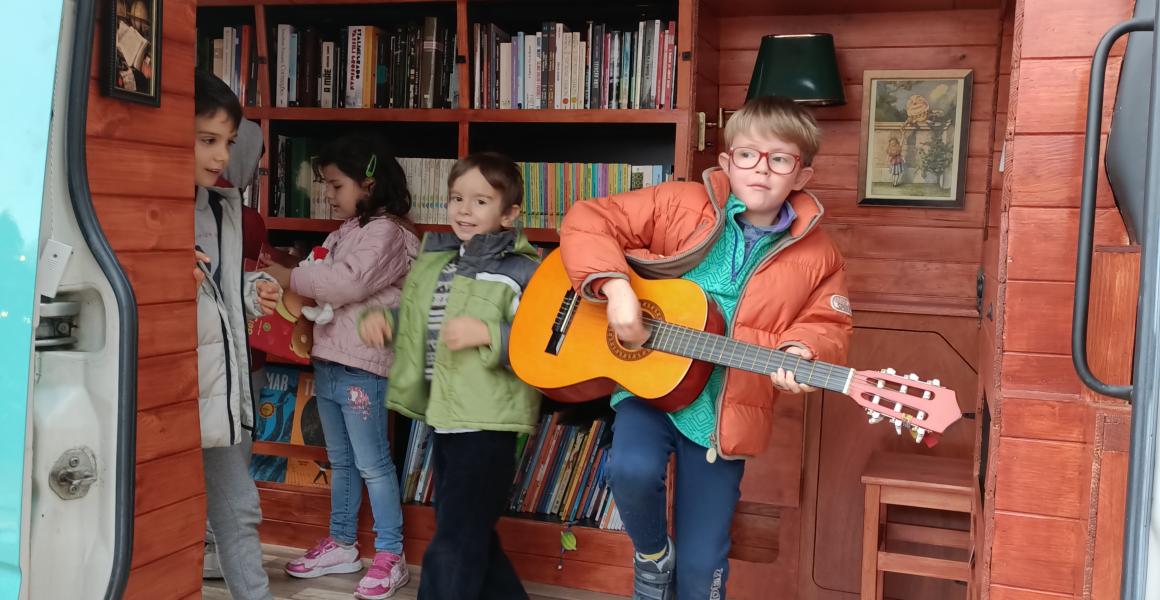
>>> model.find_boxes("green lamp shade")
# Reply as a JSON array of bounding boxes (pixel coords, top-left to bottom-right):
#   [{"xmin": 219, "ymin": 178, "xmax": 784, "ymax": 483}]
[{"xmin": 746, "ymin": 33, "xmax": 845, "ymax": 106}]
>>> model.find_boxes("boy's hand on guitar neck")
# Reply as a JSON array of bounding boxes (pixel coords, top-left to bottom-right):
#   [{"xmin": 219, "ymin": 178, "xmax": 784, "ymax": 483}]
[
  {"xmin": 771, "ymin": 346, "xmax": 817, "ymax": 395},
  {"xmin": 603, "ymin": 278, "xmax": 650, "ymax": 348}
]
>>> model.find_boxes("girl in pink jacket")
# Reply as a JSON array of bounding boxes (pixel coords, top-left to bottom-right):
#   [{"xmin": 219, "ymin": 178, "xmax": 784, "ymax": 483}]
[{"xmin": 262, "ymin": 133, "xmax": 419, "ymax": 600}]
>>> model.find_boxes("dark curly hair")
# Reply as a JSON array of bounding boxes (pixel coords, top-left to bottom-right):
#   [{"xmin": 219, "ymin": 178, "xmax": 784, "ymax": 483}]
[{"xmin": 315, "ymin": 133, "xmax": 412, "ymax": 226}]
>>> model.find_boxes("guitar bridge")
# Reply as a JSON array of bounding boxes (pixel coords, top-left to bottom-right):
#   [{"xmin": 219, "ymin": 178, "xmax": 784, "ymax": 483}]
[{"xmin": 546, "ymin": 289, "xmax": 580, "ymax": 355}]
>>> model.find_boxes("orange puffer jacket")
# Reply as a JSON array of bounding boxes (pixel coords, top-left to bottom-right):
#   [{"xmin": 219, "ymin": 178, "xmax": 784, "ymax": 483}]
[{"xmin": 560, "ymin": 167, "xmax": 853, "ymax": 459}]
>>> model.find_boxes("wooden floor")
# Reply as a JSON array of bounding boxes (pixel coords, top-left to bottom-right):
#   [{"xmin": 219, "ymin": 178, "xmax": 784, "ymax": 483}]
[{"xmin": 203, "ymin": 545, "xmax": 626, "ymax": 600}]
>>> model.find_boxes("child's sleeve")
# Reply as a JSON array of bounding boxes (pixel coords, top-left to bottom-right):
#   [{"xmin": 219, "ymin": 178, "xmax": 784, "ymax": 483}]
[
  {"xmin": 777, "ymin": 263, "xmax": 854, "ymax": 365},
  {"xmin": 478, "ymin": 256, "xmax": 539, "ymax": 370},
  {"xmin": 559, "ymin": 185, "xmax": 671, "ymax": 301},
  {"xmin": 242, "ymin": 271, "xmax": 279, "ymax": 319},
  {"xmin": 291, "ymin": 221, "xmax": 412, "ymax": 308}
]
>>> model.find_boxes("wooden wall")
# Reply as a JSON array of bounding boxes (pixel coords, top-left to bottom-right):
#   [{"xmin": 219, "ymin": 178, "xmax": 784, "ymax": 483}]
[
  {"xmin": 88, "ymin": 1, "xmax": 206, "ymax": 598},
  {"xmin": 715, "ymin": 7, "xmax": 1004, "ymax": 599},
  {"xmin": 981, "ymin": 0, "xmax": 1135, "ymax": 598},
  {"xmin": 719, "ymin": 9, "xmax": 1000, "ymax": 315}
]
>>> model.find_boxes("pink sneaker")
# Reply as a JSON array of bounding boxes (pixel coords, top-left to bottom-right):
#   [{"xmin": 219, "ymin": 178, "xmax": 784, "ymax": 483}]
[
  {"xmin": 354, "ymin": 551, "xmax": 409, "ymax": 600},
  {"xmin": 284, "ymin": 537, "xmax": 363, "ymax": 579}
]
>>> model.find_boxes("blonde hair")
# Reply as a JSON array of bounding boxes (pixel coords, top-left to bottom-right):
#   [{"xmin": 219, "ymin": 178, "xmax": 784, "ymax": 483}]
[{"xmin": 724, "ymin": 95, "xmax": 822, "ymax": 165}]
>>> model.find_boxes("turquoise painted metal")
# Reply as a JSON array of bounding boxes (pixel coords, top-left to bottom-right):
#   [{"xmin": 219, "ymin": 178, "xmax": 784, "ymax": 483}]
[{"xmin": 0, "ymin": 2, "xmax": 66, "ymax": 596}]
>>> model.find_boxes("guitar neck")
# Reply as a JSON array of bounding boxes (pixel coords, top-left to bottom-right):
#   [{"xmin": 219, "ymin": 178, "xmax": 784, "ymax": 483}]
[{"xmin": 644, "ymin": 320, "xmax": 854, "ymax": 394}]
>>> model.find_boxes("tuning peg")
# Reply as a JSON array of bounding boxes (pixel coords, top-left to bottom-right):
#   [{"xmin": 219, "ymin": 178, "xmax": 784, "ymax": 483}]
[
  {"xmin": 891, "ymin": 373, "xmax": 918, "ymax": 433},
  {"xmin": 868, "ymin": 369, "xmax": 891, "ymax": 424},
  {"xmin": 910, "ymin": 425, "xmax": 926, "ymax": 444}
]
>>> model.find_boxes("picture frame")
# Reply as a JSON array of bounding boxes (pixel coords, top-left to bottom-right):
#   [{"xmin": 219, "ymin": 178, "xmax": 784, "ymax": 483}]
[
  {"xmin": 101, "ymin": 0, "xmax": 162, "ymax": 106},
  {"xmin": 857, "ymin": 69, "xmax": 973, "ymax": 208}
]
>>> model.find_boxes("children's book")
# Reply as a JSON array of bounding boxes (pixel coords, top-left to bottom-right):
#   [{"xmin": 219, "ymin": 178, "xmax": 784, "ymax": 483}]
[
  {"xmin": 285, "ymin": 371, "xmax": 332, "ymax": 488},
  {"xmin": 249, "ymin": 365, "xmax": 300, "ymax": 482}
]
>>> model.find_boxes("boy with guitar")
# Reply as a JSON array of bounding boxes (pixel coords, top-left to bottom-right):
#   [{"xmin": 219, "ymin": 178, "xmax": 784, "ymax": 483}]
[{"xmin": 558, "ymin": 95, "xmax": 853, "ymax": 600}]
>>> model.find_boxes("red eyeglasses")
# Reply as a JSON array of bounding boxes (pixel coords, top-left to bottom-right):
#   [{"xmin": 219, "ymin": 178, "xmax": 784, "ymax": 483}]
[{"xmin": 728, "ymin": 147, "xmax": 802, "ymax": 175}]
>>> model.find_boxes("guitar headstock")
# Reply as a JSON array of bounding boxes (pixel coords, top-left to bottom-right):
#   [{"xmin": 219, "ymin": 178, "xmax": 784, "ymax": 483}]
[{"xmin": 847, "ymin": 369, "xmax": 962, "ymax": 447}]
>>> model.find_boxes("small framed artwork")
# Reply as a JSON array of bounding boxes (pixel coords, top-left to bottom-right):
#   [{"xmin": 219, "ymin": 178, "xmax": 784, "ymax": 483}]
[
  {"xmin": 857, "ymin": 69, "xmax": 973, "ymax": 208},
  {"xmin": 102, "ymin": 0, "xmax": 162, "ymax": 106}
]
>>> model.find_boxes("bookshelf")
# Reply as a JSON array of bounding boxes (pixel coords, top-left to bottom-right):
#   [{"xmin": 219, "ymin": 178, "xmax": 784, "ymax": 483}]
[{"xmin": 199, "ymin": 0, "xmax": 707, "ymax": 594}]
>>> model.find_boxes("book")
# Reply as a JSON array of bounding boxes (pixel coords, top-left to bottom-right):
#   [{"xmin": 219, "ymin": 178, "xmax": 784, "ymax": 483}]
[{"xmin": 285, "ymin": 372, "xmax": 331, "ymax": 488}]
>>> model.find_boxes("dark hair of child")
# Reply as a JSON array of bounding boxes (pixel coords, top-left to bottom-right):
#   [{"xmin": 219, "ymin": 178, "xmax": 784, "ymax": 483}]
[
  {"xmin": 315, "ymin": 133, "xmax": 413, "ymax": 227},
  {"xmin": 448, "ymin": 152, "xmax": 524, "ymax": 209},
  {"xmin": 194, "ymin": 70, "xmax": 242, "ymax": 129}
]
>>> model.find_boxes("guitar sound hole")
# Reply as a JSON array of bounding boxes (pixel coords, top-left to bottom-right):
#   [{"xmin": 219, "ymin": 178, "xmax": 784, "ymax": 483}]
[{"xmin": 606, "ymin": 300, "xmax": 663, "ymax": 362}]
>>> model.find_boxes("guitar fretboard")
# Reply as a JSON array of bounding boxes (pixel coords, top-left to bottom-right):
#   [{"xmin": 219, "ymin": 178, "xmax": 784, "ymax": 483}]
[{"xmin": 643, "ymin": 318, "xmax": 854, "ymax": 394}]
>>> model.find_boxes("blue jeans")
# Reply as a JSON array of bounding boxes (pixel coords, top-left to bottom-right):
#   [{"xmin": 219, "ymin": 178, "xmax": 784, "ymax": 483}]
[
  {"xmin": 609, "ymin": 397, "xmax": 745, "ymax": 600},
  {"xmin": 313, "ymin": 360, "xmax": 404, "ymax": 554}
]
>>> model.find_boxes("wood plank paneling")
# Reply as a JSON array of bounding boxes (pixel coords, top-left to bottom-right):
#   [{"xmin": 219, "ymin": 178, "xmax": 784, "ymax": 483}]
[
  {"xmin": 990, "ymin": 512, "xmax": 1084, "ymax": 595},
  {"xmin": 91, "ymin": 0, "xmax": 205, "ymax": 593},
  {"xmin": 998, "ymin": 397, "xmax": 1092, "ymax": 443},
  {"xmin": 717, "ymin": 10, "xmax": 1001, "ymax": 50},
  {"xmin": 721, "ymin": 46, "xmax": 1000, "ymax": 87},
  {"xmin": 131, "ymin": 494, "xmax": 206, "ymax": 568},
  {"xmin": 1012, "ymin": 57, "xmax": 1119, "ymax": 135},
  {"xmin": 993, "ymin": 438, "xmax": 1089, "ymax": 519},
  {"xmin": 826, "ymin": 223, "xmax": 982, "ymax": 263},
  {"xmin": 816, "ymin": 190, "xmax": 987, "ymax": 228},
  {"xmin": 1007, "ymin": 135, "xmax": 1115, "ymax": 209},
  {"xmin": 93, "ymin": 196, "xmax": 195, "ymax": 252},
  {"xmin": 137, "ymin": 400, "xmax": 202, "ymax": 464},
  {"xmin": 119, "ymin": 250, "xmax": 199, "ymax": 306},
  {"xmin": 990, "ymin": 586, "xmax": 1074, "ymax": 600},
  {"xmin": 1002, "ymin": 281, "xmax": 1073, "ymax": 355},
  {"xmin": 1005, "ymin": 208, "xmax": 1128, "ymax": 281},
  {"xmin": 86, "ymin": 79, "xmax": 192, "ymax": 149},
  {"xmin": 138, "ymin": 301, "xmax": 199, "ymax": 358},
  {"xmin": 135, "ymin": 448, "xmax": 204, "ymax": 515},
  {"xmin": 87, "ymin": 138, "xmax": 192, "ymax": 200},
  {"xmin": 845, "ymin": 258, "xmax": 980, "ymax": 299},
  {"xmin": 136, "ymin": 351, "xmax": 199, "ymax": 412},
  {"xmin": 123, "ymin": 542, "xmax": 204, "ymax": 600},
  {"xmin": 721, "ymin": 81, "xmax": 998, "ymax": 121},
  {"xmin": 1019, "ymin": 0, "xmax": 1131, "ymax": 59},
  {"xmin": 1092, "ymin": 446, "xmax": 1128, "ymax": 599},
  {"xmin": 1082, "ymin": 247, "xmax": 1139, "ymax": 402},
  {"xmin": 1000, "ymin": 353, "xmax": 1082, "ymax": 396}
]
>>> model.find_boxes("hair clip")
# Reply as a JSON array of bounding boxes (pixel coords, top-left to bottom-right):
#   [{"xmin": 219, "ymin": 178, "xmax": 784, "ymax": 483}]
[{"xmin": 365, "ymin": 154, "xmax": 378, "ymax": 178}]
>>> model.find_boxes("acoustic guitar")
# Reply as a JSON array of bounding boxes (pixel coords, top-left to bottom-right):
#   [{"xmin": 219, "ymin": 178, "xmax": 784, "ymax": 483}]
[{"xmin": 510, "ymin": 249, "xmax": 963, "ymax": 445}]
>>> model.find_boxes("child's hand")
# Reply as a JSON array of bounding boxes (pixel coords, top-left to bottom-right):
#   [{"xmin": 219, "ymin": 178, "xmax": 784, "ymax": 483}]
[
  {"xmin": 442, "ymin": 317, "xmax": 491, "ymax": 350},
  {"xmin": 771, "ymin": 345, "xmax": 817, "ymax": 395},
  {"xmin": 255, "ymin": 280, "xmax": 281, "ymax": 316},
  {"xmin": 603, "ymin": 278, "xmax": 649, "ymax": 348},
  {"xmin": 360, "ymin": 311, "xmax": 393, "ymax": 348},
  {"xmin": 262, "ymin": 262, "xmax": 292, "ymax": 289},
  {"xmin": 193, "ymin": 250, "xmax": 210, "ymax": 288}
]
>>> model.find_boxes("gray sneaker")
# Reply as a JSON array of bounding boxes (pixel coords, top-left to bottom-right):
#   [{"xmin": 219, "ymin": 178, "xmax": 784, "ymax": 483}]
[
  {"xmin": 632, "ymin": 539, "xmax": 674, "ymax": 600},
  {"xmin": 203, "ymin": 543, "xmax": 224, "ymax": 579}
]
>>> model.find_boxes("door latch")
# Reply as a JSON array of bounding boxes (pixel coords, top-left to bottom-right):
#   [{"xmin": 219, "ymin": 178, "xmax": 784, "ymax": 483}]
[{"xmin": 49, "ymin": 448, "xmax": 97, "ymax": 500}]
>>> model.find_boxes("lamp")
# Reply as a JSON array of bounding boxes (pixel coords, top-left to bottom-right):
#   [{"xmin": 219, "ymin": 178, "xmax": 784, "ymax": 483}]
[
  {"xmin": 746, "ymin": 33, "xmax": 845, "ymax": 106},
  {"xmin": 699, "ymin": 33, "xmax": 844, "ymax": 151}
]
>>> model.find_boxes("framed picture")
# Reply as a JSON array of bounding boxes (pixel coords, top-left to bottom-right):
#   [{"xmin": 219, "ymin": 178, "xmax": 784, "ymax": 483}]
[
  {"xmin": 101, "ymin": 0, "xmax": 162, "ymax": 106},
  {"xmin": 857, "ymin": 69, "xmax": 973, "ymax": 208}
]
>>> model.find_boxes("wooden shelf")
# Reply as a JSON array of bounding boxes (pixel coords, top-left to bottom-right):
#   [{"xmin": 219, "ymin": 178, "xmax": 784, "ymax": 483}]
[
  {"xmin": 246, "ymin": 106, "xmax": 685, "ymax": 125},
  {"xmin": 465, "ymin": 108, "xmax": 686, "ymax": 124},
  {"xmin": 245, "ymin": 107, "xmax": 462, "ymax": 122},
  {"xmin": 266, "ymin": 217, "xmax": 341, "ymax": 232},
  {"xmin": 253, "ymin": 440, "xmax": 328, "ymax": 461},
  {"xmin": 267, "ymin": 217, "xmax": 561, "ymax": 242},
  {"xmin": 202, "ymin": 0, "xmax": 451, "ymax": 6}
]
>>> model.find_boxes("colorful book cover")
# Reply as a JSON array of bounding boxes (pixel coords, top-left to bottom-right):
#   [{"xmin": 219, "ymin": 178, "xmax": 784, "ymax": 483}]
[
  {"xmin": 285, "ymin": 371, "xmax": 331, "ymax": 488},
  {"xmin": 249, "ymin": 366, "xmax": 300, "ymax": 482}
]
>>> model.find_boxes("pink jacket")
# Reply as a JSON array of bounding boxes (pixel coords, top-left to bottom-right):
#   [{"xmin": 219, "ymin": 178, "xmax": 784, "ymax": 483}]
[{"xmin": 291, "ymin": 216, "xmax": 420, "ymax": 377}]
